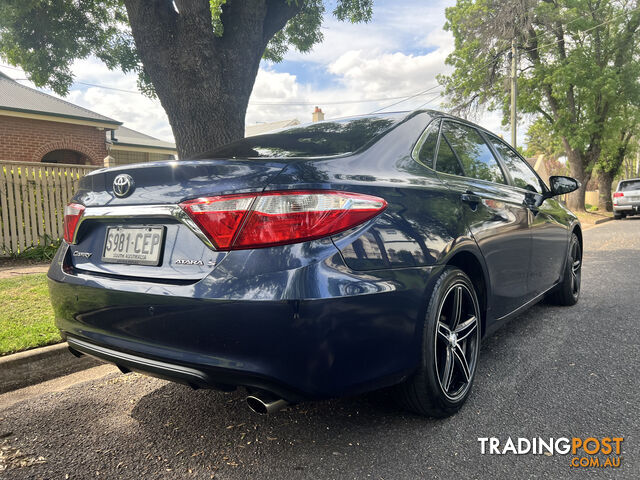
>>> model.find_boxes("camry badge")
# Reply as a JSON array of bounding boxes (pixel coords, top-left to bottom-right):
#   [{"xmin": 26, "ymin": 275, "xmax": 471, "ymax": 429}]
[{"xmin": 113, "ymin": 174, "xmax": 135, "ymax": 198}]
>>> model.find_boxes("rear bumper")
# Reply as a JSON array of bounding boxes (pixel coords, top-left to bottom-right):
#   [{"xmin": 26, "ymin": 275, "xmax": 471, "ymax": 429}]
[
  {"xmin": 613, "ymin": 204, "xmax": 639, "ymax": 212},
  {"xmin": 48, "ymin": 244, "xmax": 435, "ymax": 400},
  {"xmin": 65, "ymin": 335, "xmax": 305, "ymax": 401}
]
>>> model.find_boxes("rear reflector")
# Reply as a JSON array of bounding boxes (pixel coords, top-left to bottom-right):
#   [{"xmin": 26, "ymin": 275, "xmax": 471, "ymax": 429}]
[
  {"xmin": 63, "ymin": 203, "xmax": 85, "ymax": 244},
  {"xmin": 180, "ymin": 191, "xmax": 387, "ymax": 250},
  {"xmin": 613, "ymin": 192, "xmax": 624, "ymax": 198}
]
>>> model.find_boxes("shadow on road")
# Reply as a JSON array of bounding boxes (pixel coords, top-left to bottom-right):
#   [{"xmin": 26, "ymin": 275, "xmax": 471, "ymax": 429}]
[{"xmin": 122, "ymin": 301, "xmax": 555, "ymax": 475}]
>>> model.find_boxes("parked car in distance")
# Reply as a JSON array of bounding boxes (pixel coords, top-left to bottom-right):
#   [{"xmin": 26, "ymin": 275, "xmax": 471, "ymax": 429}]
[
  {"xmin": 48, "ymin": 110, "xmax": 582, "ymax": 417},
  {"xmin": 613, "ymin": 178, "xmax": 640, "ymax": 219}
]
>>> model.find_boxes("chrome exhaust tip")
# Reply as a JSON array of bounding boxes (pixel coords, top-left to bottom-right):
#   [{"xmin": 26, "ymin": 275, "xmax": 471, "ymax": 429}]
[{"xmin": 246, "ymin": 391, "xmax": 288, "ymax": 414}]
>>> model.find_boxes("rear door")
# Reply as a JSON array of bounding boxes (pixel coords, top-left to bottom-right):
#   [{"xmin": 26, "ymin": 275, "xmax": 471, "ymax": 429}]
[
  {"xmin": 433, "ymin": 120, "xmax": 532, "ymax": 318},
  {"xmin": 488, "ymin": 136, "xmax": 568, "ymax": 296}
]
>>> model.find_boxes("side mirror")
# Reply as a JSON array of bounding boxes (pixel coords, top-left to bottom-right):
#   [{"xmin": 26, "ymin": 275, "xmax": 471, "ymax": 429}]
[{"xmin": 548, "ymin": 176, "xmax": 580, "ymax": 196}]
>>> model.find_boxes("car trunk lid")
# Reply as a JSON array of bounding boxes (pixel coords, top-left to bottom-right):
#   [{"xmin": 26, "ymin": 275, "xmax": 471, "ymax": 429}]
[{"xmin": 68, "ymin": 159, "xmax": 288, "ymax": 281}]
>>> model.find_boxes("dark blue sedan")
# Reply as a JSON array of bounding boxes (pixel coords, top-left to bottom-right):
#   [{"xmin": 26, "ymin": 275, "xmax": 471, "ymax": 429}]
[{"xmin": 48, "ymin": 110, "xmax": 582, "ymax": 417}]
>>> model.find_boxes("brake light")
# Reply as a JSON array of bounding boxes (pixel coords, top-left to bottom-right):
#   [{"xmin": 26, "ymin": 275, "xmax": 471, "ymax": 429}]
[
  {"xmin": 180, "ymin": 191, "xmax": 387, "ymax": 250},
  {"xmin": 63, "ymin": 203, "xmax": 85, "ymax": 244},
  {"xmin": 613, "ymin": 192, "xmax": 624, "ymax": 198}
]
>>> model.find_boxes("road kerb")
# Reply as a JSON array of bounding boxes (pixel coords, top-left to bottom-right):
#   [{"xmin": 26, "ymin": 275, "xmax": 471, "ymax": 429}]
[{"xmin": 0, "ymin": 342, "xmax": 101, "ymax": 394}]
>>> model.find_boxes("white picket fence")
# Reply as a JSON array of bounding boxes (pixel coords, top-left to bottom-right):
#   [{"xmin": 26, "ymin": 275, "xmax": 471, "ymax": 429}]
[{"xmin": 0, "ymin": 160, "xmax": 99, "ymax": 255}]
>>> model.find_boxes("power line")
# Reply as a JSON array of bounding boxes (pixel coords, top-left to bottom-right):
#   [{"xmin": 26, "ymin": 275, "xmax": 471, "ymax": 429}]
[
  {"xmin": 369, "ymin": 84, "xmax": 442, "ymax": 113},
  {"xmin": 248, "ymin": 91, "xmax": 442, "ymax": 106},
  {"xmin": 415, "ymin": 90, "xmax": 448, "ymax": 110},
  {"xmin": 2, "ymin": 64, "xmax": 443, "ymax": 107}
]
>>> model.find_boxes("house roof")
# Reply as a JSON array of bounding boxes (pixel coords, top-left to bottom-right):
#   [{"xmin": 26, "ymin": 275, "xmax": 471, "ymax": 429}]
[
  {"xmin": 108, "ymin": 126, "xmax": 176, "ymax": 153},
  {"xmin": 245, "ymin": 119, "xmax": 300, "ymax": 137},
  {"xmin": 0, "ymin": 73, "xmax": 121, "ymax": 126}
]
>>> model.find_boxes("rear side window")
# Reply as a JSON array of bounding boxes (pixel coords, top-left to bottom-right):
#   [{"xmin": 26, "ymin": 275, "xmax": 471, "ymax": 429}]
[
  {"xmin": 414, "ymin": 120, "xmax": 440, "ymax": 169},
  {"xmin": 619, "ymin": 180, "xmax": 640, "ymax": 191},
  {"xmin": 441, "ymin": 122, "xmax": 506, "ymax": 184},
  {"xmin": 490, "ymin": 137, "xmax": 544, "ymax": 193},
  {"xmin": 436, "ymin": 135, "xmax": 464, "ymax": 176}
]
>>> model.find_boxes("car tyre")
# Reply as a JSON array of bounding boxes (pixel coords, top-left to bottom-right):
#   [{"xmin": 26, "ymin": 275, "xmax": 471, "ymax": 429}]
[
  {"xmin": 547, "ymin": 233, "xmax": 581, "ymax": 306},
  {"xmin": 395, "ymin": 266, "xmax": 481, "ymax": 418},
  {"xmin": 614, "ymin": 213, "xmax": 622, "ymax": 220}
]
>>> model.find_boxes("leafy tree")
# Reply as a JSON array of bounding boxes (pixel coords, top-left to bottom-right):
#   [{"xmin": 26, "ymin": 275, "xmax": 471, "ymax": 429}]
[
  {"xmin": 439, "ymin": 0, "xmax": 640, "ymax": 211},
  {"xmin": 0, "ymin": 0, "xmax": 373, "ymax": 158},
  {"xmin": 524, "ymin": 117, "xmax": 565, "ymax": 159},
  {"xmin": 595, "ymin": 104, "xmax": 639, "ymax": 210}
]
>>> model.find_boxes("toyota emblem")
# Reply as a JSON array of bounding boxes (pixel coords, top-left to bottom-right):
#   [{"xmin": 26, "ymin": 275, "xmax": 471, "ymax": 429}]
[{"xmin": 113, "ymin": 174, "xmax": 135, "ymax": 198}]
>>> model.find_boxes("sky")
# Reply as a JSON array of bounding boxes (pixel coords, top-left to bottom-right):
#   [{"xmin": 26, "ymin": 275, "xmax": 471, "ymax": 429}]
[{"xmin": 0, "ymin": 0, "xmax": 520, "ymax": 146}]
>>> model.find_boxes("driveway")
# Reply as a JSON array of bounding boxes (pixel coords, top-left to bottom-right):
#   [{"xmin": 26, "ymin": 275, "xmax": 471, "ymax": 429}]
[{"xmin": 1, "ymin": 219, "xmax": 638, "ymax": 479}]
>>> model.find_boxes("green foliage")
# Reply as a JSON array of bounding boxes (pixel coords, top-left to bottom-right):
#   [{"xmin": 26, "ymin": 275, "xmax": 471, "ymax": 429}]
[
  {"xmin": 524, "ymin": 118, "xmax": 564, "ymax": 159},
  {"xmin": 0, "ymin": 0, "xmax": 136, "ymax": 95},
  {"xmin": 0, "ymin": 0, "xmax": 373, "ymax": 95},
  {"xmin": 210, "ymin": 0, "xmax": 227, "ymax": 36},
  {"xmin": 14, "ymin": 235, "xmax": 61, "ymax": 261},
  {"xmin": 0, "ymin": 273, "xmax": 60, "ymax": 356},
  {"xmin": 264, "ymin": 0, "xmax": 325, "ymax": 62},
  {"xmin": 596, "ymin": 104, "xmax": 639, "ymax": 177},
  {"xmin": 585, "ymin": 203, "xmax": 598, "ymax": 212},
  {"xmin": 439, "ymin": 0, "xmax": 640, "ymax": 199}
]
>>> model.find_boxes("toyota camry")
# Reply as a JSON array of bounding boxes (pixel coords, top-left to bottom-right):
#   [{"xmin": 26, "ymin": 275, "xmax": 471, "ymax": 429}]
[{"xmin": 48, "ymin": 110, "xmax": 582, "ymax": 417}]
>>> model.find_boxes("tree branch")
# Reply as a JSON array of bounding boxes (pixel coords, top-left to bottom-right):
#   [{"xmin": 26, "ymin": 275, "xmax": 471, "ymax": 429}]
[{"xmin": 263, "ymin": 0, "xmax": 302, "ymax": 42}]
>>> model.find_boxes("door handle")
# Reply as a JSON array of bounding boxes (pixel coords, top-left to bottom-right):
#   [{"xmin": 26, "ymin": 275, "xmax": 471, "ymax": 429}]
[{"xmin": 461, "ymin": 192, "xmax": 482, "ymax": 205}]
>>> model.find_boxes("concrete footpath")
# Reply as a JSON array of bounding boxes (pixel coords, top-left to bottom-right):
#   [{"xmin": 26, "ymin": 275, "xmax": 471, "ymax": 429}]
[{"xmin": 0, "ymin": 263, "xmax": 49, "ymax": 279}]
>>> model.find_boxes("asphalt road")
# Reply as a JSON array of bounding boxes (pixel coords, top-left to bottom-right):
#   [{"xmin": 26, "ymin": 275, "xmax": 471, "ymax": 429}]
[{"xmin": 1, "ymin": 219, "xmax": 638, "ymax": 479}]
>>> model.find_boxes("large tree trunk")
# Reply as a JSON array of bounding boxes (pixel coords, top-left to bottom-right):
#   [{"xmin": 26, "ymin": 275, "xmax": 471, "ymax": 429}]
[
  {"xmin": 563, "ymin": 140, "xmax": 588, "ymax": 212},
  {"xmin": 124, "ymin": 0, "xmax": 299, "ymax": 158},
  {"xmin": 597, "ymin": 170, "xmax": 614, "ymax": 211}
]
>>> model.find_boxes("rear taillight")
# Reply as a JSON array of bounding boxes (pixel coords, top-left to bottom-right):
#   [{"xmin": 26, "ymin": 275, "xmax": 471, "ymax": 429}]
[
  {"xmin": 613, "ymin": 192, "xmax": 624, "ymax": 198},
  {"xmin": 180, "ymin": 191, "xmax": 387, "ymax": 250},
  {"xmin": 63, "ymin": 203, "xmax": 85, "ymax": 244}
]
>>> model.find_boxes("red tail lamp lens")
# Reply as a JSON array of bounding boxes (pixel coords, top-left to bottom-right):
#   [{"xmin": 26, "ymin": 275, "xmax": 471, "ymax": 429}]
[
  {"xmin": 63, "ymin": 203, "xmax": 85, "ymax": 244},
  {"xmin": 180, "ymin": 191, "xmax": 387, "ymax": 250}
]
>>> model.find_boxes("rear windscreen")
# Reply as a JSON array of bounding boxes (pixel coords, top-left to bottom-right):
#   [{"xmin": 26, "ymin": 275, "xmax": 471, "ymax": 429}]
[
  {"xmin": 620, "ymin": 180, "xmax": 640, "ymax": 191},
  {"xmin": 200, "ymin": 113, "xmax": 406, "ymax": 159}
]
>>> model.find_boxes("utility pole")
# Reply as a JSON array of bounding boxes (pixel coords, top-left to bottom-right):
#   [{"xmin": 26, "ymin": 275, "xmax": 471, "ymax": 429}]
[{"xmin": 510, "ymin": 38, "xmax": 517, "ymax": 148}]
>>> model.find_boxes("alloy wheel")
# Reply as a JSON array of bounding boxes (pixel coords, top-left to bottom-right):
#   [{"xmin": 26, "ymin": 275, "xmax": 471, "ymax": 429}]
[
  {"xmin": 434, "ymin": 283, "xmax": 480, "ymax": 401},
  {"xmin": 570, "ymin": 240, "xmax": 582, "ymax": 297}
]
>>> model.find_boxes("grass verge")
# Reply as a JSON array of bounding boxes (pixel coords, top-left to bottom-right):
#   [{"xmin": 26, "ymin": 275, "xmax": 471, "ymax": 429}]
[{"xmin": 0, "ymin": 273, "xmax": 61, "ymax": 356}]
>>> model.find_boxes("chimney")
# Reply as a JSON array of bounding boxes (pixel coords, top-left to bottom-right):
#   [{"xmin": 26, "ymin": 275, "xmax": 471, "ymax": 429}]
[{"xmin": 312, "ymin": 106, "xmax": 325, "ymax": 122}]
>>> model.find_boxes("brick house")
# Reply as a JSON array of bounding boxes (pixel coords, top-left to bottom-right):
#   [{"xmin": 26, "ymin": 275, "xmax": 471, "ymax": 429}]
[{"xmin": 0, "ymin": 71, "xmax": 176, "ymax": 166}]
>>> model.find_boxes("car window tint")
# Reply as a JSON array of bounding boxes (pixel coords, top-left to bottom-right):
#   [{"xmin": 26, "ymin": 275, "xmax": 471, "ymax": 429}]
[
  {"xmin": 416, "ymin": 120, "xmax": 439, "ymax": 169},
  {"xmin": 442, "ymin": 122, "xmax": 506, "ymax": 184},
  {"xmin": 490, "ymin": 137, "xmax": 544, "ymax": 193},
  {"xmin": 435, "ymin": 135, "xmax": 464, "ymax": 176}
]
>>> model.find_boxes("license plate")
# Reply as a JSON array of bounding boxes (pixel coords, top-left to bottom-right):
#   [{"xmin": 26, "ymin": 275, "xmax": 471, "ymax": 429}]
[{"xmin": 102, "ymin": 226, "xmax": 164, "ymax": 266}]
